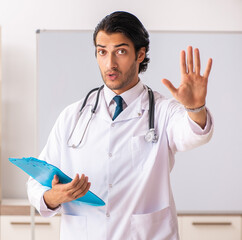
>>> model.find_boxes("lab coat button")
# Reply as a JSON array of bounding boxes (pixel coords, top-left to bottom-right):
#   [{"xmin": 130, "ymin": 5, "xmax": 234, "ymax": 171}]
[
  {"xmin": 109, "ymin": 184, "xmax": 113, "ymax": 188},
  {"xmin": 109, "ymin": 153, "xmax": 112, "ymax": 157},
  {"xmin": 106, "ymin": 212, "xmax": 110, "ymax": 217},
  {"xmin": 111, "ymin": 123, "xmax": 115, "ymax": 127}
]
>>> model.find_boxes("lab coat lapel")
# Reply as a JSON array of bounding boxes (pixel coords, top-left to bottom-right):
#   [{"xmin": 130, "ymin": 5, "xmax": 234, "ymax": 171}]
[
  {"xmin": 117, "ymin": 99, "xmax": 143, "ymax": 121},
  {"xmin": 113, "ymin": 90, "xmax": 150, "ymax": 122},
  {"xmin": 95, "ymin": 88, "xmax": 150, "ymax": 123}
]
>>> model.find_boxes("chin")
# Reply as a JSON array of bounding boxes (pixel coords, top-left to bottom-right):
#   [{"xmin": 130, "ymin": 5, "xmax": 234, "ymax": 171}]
[{"xmin": 104, "ymin": 80, "xmax": 121, "ymax": 90}]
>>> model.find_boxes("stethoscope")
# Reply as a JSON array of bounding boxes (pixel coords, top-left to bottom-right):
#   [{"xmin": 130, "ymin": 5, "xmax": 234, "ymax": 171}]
[{"xmin": 67, "ymin": 85, "xmax": 158, "ymax": 148}]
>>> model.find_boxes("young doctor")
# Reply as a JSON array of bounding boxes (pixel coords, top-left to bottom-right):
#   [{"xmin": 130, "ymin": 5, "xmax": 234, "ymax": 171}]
[{"xmin": 28, "ymin": 11, "xmax": 213, "ymax": 240}]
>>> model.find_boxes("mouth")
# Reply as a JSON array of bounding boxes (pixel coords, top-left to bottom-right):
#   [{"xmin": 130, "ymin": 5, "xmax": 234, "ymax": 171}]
[{"xmin": 106, "ymin": 72, "xmax": 119, "ymax": 81}]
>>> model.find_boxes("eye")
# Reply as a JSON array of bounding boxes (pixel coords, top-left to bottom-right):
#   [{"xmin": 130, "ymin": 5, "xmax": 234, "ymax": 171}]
[
  {"xmin": 117, "ymin": 49, "xmax": 126, "ymax": 55},
  {"xmin": 97, "ymin": 49, "xmax": 106, "ymax": 56}
]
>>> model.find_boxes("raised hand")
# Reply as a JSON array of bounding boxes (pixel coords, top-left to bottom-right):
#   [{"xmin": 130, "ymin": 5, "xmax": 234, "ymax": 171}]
[
  {"xmin": 162, "ymin": 46, "xmax": 212, "ymax": 109},
  {"xmin": 162, "ymin": 46, "xmax": 212, "ymax": 128}
]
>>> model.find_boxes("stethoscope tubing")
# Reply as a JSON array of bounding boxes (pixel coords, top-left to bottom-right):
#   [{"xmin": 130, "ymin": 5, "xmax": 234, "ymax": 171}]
[
  {"xmin": 67, "ymin": 85, "xmax": 158, "ymax": 148},
  {"xmin": 80, "ymin": 85, "xmax": 104, "ymax": 114}
]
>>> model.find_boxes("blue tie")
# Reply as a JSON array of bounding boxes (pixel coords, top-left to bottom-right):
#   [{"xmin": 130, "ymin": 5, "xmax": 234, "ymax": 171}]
[{"xmin": 112, "ymin": 96, "xmax": 123, "ymax": 120}]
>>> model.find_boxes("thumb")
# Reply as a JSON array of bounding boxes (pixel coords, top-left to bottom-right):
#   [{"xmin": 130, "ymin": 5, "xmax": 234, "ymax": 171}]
[
  {"xmin": 161, "ymin": 79, "xmax": 177, "ymax": 96},
  {"xmin": 52, "ymin": 175, "xmax": 59, "ymax": 186}
]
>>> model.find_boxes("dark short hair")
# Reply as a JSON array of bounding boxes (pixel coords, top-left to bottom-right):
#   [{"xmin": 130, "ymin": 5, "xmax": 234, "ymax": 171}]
[{"xmin": 93, "ymin": 11, "xmax": 150, "ymax": 73}]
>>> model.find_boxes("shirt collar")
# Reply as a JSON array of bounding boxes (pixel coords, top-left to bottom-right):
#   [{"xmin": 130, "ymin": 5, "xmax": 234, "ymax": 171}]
[{"xmin": 104, "ymin": 80, "xmax": 145, "ymax": 106}]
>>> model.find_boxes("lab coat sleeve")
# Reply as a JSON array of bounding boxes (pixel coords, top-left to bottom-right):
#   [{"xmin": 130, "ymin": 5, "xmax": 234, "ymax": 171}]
[
  {"xmin": 165, "ymin": 99, "xmax": 214, "ymax": 153},
  {"xmin": 27, "ymin": 177, "xmax": 61, "ymax": 217},
  {"xmin": 187, "ymin": 109, "xmax": 212, "ymax": 135},
  {"xmin": 27, "ymin": 104, "xmax": 72, "ymax": 217}
]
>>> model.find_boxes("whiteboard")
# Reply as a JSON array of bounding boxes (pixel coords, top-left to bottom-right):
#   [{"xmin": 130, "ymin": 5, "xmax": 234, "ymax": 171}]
[{"xmin": 37, "ymin": 30, "xmax": 242, "ymax": 212}]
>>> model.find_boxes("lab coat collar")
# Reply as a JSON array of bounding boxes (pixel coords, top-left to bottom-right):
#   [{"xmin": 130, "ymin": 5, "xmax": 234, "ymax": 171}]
[
  {"xmin": 98, "ymin": 82, "xmax": 149, "ymax": 123},
  {"xmin": 103, "ymin": 80, "xmax": 145, "ymax": 107}
]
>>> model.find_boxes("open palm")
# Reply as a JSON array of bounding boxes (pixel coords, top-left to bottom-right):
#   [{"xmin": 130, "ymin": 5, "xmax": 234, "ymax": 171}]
[{"xmin": 162, "ymin": 46, "xmax": 212, "ymax": 109}]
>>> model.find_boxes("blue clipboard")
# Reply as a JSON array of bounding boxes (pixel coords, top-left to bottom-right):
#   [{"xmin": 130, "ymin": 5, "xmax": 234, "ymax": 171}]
[{"xmin": 9, "ymin": 157, "xmax": 105, "ymax": 207}]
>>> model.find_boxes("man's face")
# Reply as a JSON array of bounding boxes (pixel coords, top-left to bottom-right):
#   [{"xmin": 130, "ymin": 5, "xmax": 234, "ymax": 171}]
[{"xmin": 95, "ymin": 31, "xmax": 145, "ymax": 95}]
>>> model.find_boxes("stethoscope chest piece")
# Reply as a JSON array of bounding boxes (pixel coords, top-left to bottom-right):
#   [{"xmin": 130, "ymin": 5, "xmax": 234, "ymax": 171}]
[{"xmin": 145, "ymin": 128, "xmax": 158, "ymax": 143}]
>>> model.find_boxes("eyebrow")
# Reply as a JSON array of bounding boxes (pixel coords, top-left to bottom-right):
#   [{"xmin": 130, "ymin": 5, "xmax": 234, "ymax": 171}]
[{"xmin": 96, "ymin": 43, "xmax": 130, "ymax": 48}]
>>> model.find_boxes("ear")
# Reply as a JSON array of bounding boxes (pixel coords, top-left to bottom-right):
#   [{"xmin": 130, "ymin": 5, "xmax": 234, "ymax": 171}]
[{"xmin": 137, "ymin": 47, "xmax": 146, "ymax": 63}]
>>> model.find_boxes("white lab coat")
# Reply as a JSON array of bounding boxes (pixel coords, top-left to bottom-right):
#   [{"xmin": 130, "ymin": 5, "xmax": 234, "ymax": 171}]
[{"xmin": 27, "ymin": 85, "xmax": 213, "ymax": 240}]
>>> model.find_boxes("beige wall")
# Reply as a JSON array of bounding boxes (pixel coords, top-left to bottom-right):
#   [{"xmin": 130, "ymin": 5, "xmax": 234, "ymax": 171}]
[{"xmin": 0, "ymin": 0, "xmax": 242, "ymax": 199}]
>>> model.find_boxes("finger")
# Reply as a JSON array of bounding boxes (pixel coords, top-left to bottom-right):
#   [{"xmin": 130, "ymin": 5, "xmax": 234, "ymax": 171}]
[
  {"xmin": 203, "ymin": 58, "xmax": 213, "ymax": 79},
  {"xmin": 66, "ymin": 173, "xmax": 81, "ymax": 190},
  {"xmin": 69, "ymin": 174, "xmax": 87, "ymax": 194},
  {"xmin": 74, "ymin": 182, "xmax": 91, "ymax": 199},
  {"xmin": 180, "ymin": 50, "xmax": 186, "ymax": 74},
  {"xmin": 76, "ymin": 176, "xmax": 88, "ymax": 191},
  {"xmin": 72, "ymin": 178, "xmax": 89, "ymax": 198},
  {"xmin": 187, "ymin": 46, "xmax": 193, "ymax": 73},
  {"xmin": 161, "ymin": 79, "xmax": 177, "ymax": 96},
  {"xmin": 52, "ymin": 175, "xmax": 59, "ymax": 186},
  {"xmin": 78, "ymin": 173, "xmax": 86, "ymax": 186},
  {"xmin": 194, "ymin": 48, "xmax": 201, "ymax": 75},
  {"xmin": 81, "ymin": 182, "xmax": 91, "ymax": 196}
]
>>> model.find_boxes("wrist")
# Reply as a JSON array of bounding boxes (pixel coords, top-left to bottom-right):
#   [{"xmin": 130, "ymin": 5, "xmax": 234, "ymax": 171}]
[
  {"xmin": 184, "ymin": 104, "xmax": 206, "ymax": 113},
  {"xmin": 187, "ymin": 107, "xmax": 207, "ymax": 129},
  {"xmin": 43, "ymin": 190, "xmax": 60, "ymax": 210}
]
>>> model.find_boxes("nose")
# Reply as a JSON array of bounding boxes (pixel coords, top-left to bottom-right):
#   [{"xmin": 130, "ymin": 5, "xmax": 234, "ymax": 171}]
[{"xmin": 106, "ymin": 53, "xmax": 118, "ymax": 69}]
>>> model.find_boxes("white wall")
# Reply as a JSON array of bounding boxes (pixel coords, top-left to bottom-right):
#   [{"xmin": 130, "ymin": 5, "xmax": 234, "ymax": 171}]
[{"xmin": 0, "ymin": 0, "xmax": 241, "ymax": 199}]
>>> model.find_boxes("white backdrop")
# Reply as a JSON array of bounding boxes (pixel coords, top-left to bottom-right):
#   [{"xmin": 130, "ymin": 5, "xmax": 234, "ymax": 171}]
[
  {"xmin": 1, "ymin": 0, "xmax": 242, "ymax": 200},
  {"xmin": 37, "ymin": 30, "xmax": 242, "ymax": 212}
]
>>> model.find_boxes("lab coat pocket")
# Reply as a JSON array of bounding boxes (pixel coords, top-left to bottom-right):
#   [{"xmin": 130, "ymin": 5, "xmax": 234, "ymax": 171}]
[
  {"xmin": 131, "ymin": 135, "xmax": 154, "ymax": 171},
  {"xmin": 60, "ymin": 214, "xmax": 87, "ymax": 240},
  {"xmin": 131, "ymin": 207, "xmax": 177, "ymax": 240}
]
